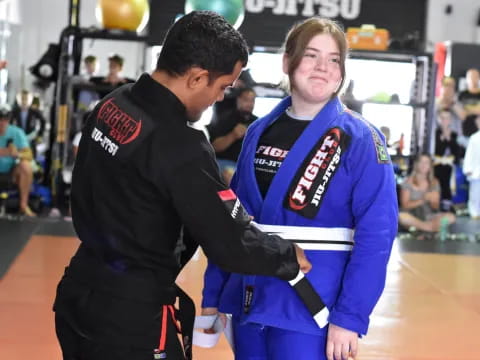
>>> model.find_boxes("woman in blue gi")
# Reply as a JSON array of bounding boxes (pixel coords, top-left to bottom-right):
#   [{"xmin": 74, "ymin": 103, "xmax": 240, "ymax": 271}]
[{"xmin": 202, "ymin": 17, "xmax": 398, "ymax": 360}]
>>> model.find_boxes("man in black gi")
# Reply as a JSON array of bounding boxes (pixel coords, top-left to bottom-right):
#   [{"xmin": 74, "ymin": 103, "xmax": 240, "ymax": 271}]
[{"xmin": 53, "ymin": 11, "xmax": 311, "ymax": 360}]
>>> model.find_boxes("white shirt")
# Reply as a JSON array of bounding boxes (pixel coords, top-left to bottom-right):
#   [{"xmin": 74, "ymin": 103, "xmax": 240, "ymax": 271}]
[{"xmin": 463, "ymin": 130, "xmax": 480, "ymax": 180}]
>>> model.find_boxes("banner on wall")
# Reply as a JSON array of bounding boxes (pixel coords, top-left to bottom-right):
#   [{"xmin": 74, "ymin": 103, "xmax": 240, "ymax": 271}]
[{"xmin": 148, "ymin": 0, "xmax": 427, "ymax": 49}]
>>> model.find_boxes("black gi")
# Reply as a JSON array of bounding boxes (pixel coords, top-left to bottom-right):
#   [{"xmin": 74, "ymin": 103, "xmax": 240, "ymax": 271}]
[{"xmin": 53, "ymin": 73, "xmax": 299, "ymax": 360}]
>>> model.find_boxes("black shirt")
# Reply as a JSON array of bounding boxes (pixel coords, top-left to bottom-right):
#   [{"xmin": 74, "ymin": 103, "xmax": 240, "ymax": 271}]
[
  {"xmin": 207, "ymin": 109, "xmax": 257, "ymax": 162},
  {"xmin": 255, "ymin": 112, "xmax": 310, "ymax": 197},
  {"xmin": 71, "ymin": 73, "xmax": 298, "ymax": 284}
]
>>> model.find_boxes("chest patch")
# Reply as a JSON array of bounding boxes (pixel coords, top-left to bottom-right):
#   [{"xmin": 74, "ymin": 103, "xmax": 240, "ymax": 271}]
[{"xmin": 284, "ymin": 127, "xmax": 350, "ymax": 219}]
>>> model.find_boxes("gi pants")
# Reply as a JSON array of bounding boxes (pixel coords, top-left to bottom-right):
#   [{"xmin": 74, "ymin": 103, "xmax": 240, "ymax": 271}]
[{"xmin": 232, "ymin": 316, "xmax": 327, "ymax": 360}]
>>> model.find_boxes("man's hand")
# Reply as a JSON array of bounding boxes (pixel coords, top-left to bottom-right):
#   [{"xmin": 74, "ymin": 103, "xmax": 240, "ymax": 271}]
[
  {"xmin": 326, "ymin": 323, "xmax": 358, "ymax": 360},
  {"xmin": 294, "ymin": 244, "xmax": 312, "ymax": 273},
  {"xmin": 7, "ymin": 143, "xmax": 18, "ymax": 158},
  {"xmin": 232, "ymin": 123, "xmax": 247, "ymax": 139}
]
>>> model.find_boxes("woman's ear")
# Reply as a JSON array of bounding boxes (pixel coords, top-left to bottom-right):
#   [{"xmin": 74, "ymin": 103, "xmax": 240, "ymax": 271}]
[{"xmin": 282, "ymin": 53, "xmax": 289, "ymax": 75}]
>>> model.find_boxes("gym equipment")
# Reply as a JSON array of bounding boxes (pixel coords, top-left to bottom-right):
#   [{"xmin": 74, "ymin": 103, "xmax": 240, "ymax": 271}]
[
  {"xmin": 185, "ymin": 0, "xmax": 245, "ymax": 29},
  {"xmin": 96, "ymin": 0, "xmax": 150, "ymax": 32}
]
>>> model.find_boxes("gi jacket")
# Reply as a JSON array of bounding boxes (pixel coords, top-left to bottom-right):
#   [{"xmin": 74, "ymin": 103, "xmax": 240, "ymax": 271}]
[
  {"xmin": 70, "ymin": 73, "xmax": 299, "ymax": 290},
  {"xmin": 203, "ymin": 97, "xmax": 398, "ymax": 336}
]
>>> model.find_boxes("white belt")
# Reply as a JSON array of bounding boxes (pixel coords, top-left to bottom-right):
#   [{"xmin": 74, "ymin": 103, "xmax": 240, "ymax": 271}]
[
  {"xmin": 252, "ymin": 223, "xmax": 354, "ymax": 251},
  {"xmin": 192, "ymin": 314, "xmax": 234, "ymax": 350}
]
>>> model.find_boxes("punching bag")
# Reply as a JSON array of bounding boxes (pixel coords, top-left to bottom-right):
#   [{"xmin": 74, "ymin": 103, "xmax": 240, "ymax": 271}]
[
  {"xmin": 184, "ymin": 0, "xmax": 245, "ymax": 29},
  {"xmin": 96, "ymin": 0, "xmax": 150, "ymax": 32}
]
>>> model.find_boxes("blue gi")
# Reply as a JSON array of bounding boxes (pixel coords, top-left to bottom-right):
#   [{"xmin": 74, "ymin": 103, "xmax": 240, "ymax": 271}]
[{"xmin": 202, "ymin": 96, "xmax": 398, "ymax": 358}]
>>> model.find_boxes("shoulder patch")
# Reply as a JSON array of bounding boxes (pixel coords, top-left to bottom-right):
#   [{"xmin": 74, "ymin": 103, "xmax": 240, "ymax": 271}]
[{"xmin": 359, "ymin": 118, "xmax": 390, "ymax": 164}]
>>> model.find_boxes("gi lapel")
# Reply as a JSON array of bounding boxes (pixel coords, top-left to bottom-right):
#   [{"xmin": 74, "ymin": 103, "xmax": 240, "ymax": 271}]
[{"xmin": 260, "ymin": 98, "xmax": 346, "ymax": 223}]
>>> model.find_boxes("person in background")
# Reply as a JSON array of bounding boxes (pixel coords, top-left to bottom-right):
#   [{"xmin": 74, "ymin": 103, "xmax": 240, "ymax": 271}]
[
  {"xmin": 10, "ymin": 89, "xmax": 46, "ymax": 157},
  {"xmin": 83, "ymin": 55, "xmax": 98, "ymax": 79},
  {"xmin": 463, "ymin": 115, "xmax": 480, "ymax": 219},
  {"xmin": 0, "ymin": 106, "xmax": 36, "ymax": 216},
  {"xmin": 458, "ymin": 68, "xmax": 480, "ymax": 139},
  {"xmin": 202, "ymin": 17, "xmax": 398, "ymax": 360},
  {"xmin": 433, "ymin": 108, "xmax": 460, "ymax": 211},
  {"xmin": 207, "ymin": 87, "xmax": 257, "ymax": 184},
  {"xmin": 399, "ymin": 153, "xmax": 456, "ymax": 233},
  {"xmin": 90, "ymin": 54, "xmax": 135, "ymax": 99},
  {"xmin": 435, "ymin": 77, "xmax": 466, "ymax": 147}
]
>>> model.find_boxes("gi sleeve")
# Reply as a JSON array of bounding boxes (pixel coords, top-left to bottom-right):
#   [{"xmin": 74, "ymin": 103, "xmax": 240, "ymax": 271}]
[
  {"xmin": 165, "ymin": 141, "xmax": 299, "ymax": 281},
  {"xmin": 201, "ymin": 123, "xmax": 260, "ymax": 308},
  {"xmin": 329, "ymin": 125, "xmax": 398, "ymax": 335}
]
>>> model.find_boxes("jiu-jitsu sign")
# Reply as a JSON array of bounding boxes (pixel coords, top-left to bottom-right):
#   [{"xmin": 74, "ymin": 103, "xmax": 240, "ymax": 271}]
[
  {"xmin": 244, "ymin": 0, "xmax": 361, "ymax": 19},
  {"xmin": 148, "ymin": 0, "xmax": 427, "ymax": 48}
]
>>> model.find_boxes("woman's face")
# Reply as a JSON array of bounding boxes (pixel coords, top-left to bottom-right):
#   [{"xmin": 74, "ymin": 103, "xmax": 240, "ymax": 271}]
[
  {"xmin": 417, "ymin": 156, "xmax": 432, "ymax": 175},
  {"xmin": 286, "ymin": 33, "xmax": 342, "ymax": 106}
]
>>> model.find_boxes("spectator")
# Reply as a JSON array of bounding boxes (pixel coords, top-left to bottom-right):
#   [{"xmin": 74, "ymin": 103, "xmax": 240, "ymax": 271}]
[
  {"xmin": 83, "ymin": 55, "xmax": 98, "ymax": 79},
  {"xmin": 463, "ymin": 115, "xmax": 480, "ymax": 219},
  {"xmin": 90, "ymin": 54, "xmax": 135, "ymax": 98},
  {"xmin": 458, "ymin": 68, "xmax": 480, "ymax": 138},
  {"xmin": 10, "ymin": 89, "xmax": 46, "ymax": 157},
  {"xmin": 399, "ymin": 153, "xmax": 455, "ymax": 233},
  {"xmin": 207, "ymin": 87, "xmax": 257, "ymax": 184},
  {"xmin": 433, "ymin": 108, "xmax": 460, "ymax": 211},
  {"xmin": 0, "ymin": 106, "xmax": 36, "ymax": 216}
]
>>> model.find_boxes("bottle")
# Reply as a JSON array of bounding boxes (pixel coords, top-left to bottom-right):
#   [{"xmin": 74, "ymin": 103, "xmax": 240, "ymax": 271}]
[
  {"xmin": 0, "ymin": 192, "xmax": 8, "ymax": 217},
  {"xmin": 439, "ymin": 217, "xmax": 449, "ymax": 242}
]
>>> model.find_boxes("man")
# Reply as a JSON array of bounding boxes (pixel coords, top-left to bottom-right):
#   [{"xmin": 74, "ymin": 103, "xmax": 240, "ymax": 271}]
[
  {"xmin": 458, "ymin": 68, "xmax": 480, "ymax": 138},
  {"xmin": 11, "ymin": 89, "xmax": 46, "ymax": 147},
  {"xmin": 53, "ymin": 11, "xmax": 311, "ymax": 360},
  {"xmin": 83, "ymin": 55, "xmax": 98, "ymax": 79},
  {"xmin": 208, "ymin": 87, "xmax": 257, "ymax": 184},
  {"xmin": 90, "ymin": 54, "xmax": 135, "ymax": 99},
  {"xmin": 0, "ymin": 106, "xmax": 35, "ymax": 216}
]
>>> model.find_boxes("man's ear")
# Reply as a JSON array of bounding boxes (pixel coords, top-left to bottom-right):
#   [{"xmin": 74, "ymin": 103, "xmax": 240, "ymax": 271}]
[{"xmin": 186, "ymin": 67, "xmax": 210, "ymax": 90}]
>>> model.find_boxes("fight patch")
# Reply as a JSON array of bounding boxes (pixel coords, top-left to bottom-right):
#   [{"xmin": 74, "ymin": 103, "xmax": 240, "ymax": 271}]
[
  {"xmin": 97, "ymin": 98, "xmax": 142, "ymax": 145},
  {"xmin": 284, "ymin": 127, "xmax": 350, "ymax": 219},
  {"xmin": 217, "ymin": 189, "xmax": 251, "ymax": 225}
]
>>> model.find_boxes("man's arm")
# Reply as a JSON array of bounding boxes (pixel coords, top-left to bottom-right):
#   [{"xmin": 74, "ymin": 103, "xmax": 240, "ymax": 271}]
[{"xmin": 166, "ymin": 150, "xmax": 309, "ymax": 280}]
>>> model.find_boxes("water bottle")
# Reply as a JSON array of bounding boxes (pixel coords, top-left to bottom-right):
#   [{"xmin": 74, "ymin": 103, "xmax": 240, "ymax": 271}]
[
  {"xmin": 439, "ymin": 217, "xmax": 449, "ymax": 242},
  {"xmin": 0, "ymin": 192, "xmax": 8, "ymax": 217}
]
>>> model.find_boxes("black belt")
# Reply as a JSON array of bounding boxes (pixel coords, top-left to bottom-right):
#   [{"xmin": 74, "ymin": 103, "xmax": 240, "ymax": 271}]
[{"xmin": 55, "ymin": 247, "xmax": 196, "ymax": 359}]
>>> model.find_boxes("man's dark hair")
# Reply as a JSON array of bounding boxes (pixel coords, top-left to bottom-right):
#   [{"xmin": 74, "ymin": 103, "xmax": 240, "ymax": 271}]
[
  {"xmin": 156, "ymin": 11, "xmax": 249, "ymax": 82},
  {"xmin": 108, "ymin": 54, "xmax": 124, "ymax": 67},
  {"xmin": 84, "ymin": 55, "xmax": 97, "ymax": 64}
]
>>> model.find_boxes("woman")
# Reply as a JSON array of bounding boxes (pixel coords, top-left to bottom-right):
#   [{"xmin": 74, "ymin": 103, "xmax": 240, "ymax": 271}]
[
  {"xmin": 202, "ymin": 17, "xmax": 398, "ymax": 360},
  {"xmin": 399, "ymin": 153, "xmax": 456, "ymax": 233}
]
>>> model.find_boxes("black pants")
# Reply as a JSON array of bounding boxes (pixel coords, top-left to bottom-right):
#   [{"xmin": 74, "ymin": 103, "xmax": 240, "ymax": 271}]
[
  {"xmin": 54, "ymin": 275, "xmax": 185, "ymax": 360},
  {"xmin": 434, "ymin": 164, "xmax": 453, "ymax": 201}
]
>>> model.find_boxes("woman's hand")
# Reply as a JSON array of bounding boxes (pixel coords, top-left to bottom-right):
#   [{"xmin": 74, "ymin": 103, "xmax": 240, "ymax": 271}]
[
  {"xmin": 326, "ymin": 323, "xmax": 358, "ymax": 360},
  {"xmin": 201, "ymin": 307, "xmax": 227, "ymax": 333}
]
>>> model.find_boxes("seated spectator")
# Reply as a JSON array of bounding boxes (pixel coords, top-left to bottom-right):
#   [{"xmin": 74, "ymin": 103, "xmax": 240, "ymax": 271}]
[
  {"xmin": 463, "ymin": 115, "xmax": 480, "ymax": 219},
  {"xmin": 207, "ymin": 87, "xmax": 257, "ymax": 184},
  {"xmin": 90, "ymin": 54, "xmax": 135, "ymax": 98},
  {"xmin": 0, "ymin": 106, "xmax": 36, "ymax": 216},
  {"xmin": 399, "ymin": 153, "xmax": 455, "ymax": 233}
]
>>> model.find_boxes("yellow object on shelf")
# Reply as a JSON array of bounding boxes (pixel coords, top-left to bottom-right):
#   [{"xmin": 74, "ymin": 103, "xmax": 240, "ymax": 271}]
[{"xmin": 346, "ymin": 25, "xmax": 389, "ymax": 51}]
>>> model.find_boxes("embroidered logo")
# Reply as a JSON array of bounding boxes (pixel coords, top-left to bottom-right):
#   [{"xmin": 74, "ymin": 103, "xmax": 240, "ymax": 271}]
[
  {"xmin": 97, "ymin": 98, "xmax": 142, "ymax": 145},
  {"xmin": 285, "ymin": 127, "xmax": 350, "ymax": 219}
]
